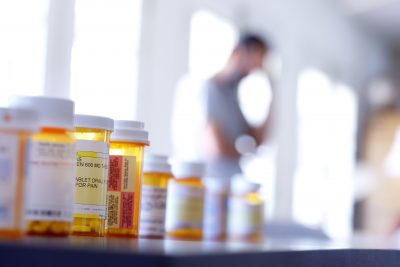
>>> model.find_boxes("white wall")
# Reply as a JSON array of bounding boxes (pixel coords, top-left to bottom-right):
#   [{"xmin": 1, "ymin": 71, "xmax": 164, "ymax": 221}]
[
  {"xmin": 136, "ymin": 0, "xmax": 391, "ymax": 232},
  {"xmin": 136, "ymin": 0, "xmax": 191, "ymax": 154}
]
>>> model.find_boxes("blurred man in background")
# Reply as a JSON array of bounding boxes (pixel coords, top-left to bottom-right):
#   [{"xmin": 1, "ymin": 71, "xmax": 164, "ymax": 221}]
[{"xmin": 172, "ymin": 33, "xmax": 273, "ymax": 178}]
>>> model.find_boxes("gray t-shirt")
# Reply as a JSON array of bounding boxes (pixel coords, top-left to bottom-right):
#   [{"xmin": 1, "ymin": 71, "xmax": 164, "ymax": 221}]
[{"xmin": 204, "ymin": 78, "xmax": 251, "ymax": 178}]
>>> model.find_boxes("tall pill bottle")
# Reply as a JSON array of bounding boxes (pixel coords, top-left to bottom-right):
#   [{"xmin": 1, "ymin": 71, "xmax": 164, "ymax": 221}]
[
  {"xmin": 9, "ymin": 96, "xmax": 75, "ymax": 237},
  {"xmin": 203, "ymin": 177, "xmax": 230, "ymax": 241},
  {"xmin": 106, "ymin": 120, "xmax": 148, "ymax": 237},
  {"xmin": 227, "ymin": 177, "xmax": 264, "ymax": 242},
  {"xmin": 72, "ymin": 115, "xmax": 113, "ymax": 237},
  {"xmin": 139, "ymin": 155, "xmax": 173, "ymax": 239},
  {"xmin": 0, "ymin": 107, "xmax": 38, "ymax": 238},
  {"xmin": 165, "ymin": 162, "xmax": 205, "ymax": 240}
]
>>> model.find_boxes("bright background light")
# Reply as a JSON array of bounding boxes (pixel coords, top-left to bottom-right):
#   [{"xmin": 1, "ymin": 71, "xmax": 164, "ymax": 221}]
[
  {"xmin": 295, "ymin": 68, "xmax": 358, "ymax": 238},
  {"xmin": 0, "ymin": 0, "xmax": 48, "ymax": 106},
  {"xmin": 189, "ymin": 10, "xmax": 237, "ymax": 79},
  {"xmin": 70, "ymin": 0, "xmax": 142, "ymax": 119}
]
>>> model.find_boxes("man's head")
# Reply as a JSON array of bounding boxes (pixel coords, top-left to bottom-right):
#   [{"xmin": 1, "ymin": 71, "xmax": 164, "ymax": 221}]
[{"xmin": 229, "ymin": 33, "xmax": 268, "ymax": 78}]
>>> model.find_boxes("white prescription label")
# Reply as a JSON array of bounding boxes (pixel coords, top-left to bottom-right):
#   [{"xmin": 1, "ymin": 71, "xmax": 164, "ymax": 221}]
[
  {"xmin": 203, "ymin": 192, "xmax": 227, "ymax": 239},
  {"xmin": 165, "ymin": 181, "xmax": 204, "ymax": 231},
  {"xmin": 228, "ymin": 197, "xmax": 263, "ymax": 236},
  {"xmin": 25, "ymin": 141, "xmax": 75, "ymax": 222},
  {"xmin": 0, "ymin": 133, "xmax": 19, "ymax": 229},
  {"xmin": 139, "ymin": 186, "xmax": 167, "ymax": 236}
]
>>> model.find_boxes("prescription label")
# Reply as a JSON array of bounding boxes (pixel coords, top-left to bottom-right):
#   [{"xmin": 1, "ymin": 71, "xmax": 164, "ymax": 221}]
[
  {"xmin": 139, "ymin": 186, "xmax": 167, "ymax": 236},
  {"xmin": 25, "ymin": 141, "xmax": 75, "ymax": 222},
  {"xmin": 106, "ymin": 155, "xmax": 136, "ymax": 229},
  {"xmin": 74, "ymin": 140, "xmax": 109, "ymax": 219},
  {"xmin": 165, "ymin": 182, "xmax": 204, "ymax": 231},
  {"xmin": 0, "ymin": 133, "xmax": 19, "ymax": 229},
  {"xmin": 228, "ymin": 198, "xmax": 263, "ymax": 235}
]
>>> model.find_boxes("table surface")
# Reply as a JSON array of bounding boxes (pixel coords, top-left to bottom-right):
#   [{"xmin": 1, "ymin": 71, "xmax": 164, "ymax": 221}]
[{"xmin": 2, "ymin": 236, "xmax": 400, "ymax": 267}]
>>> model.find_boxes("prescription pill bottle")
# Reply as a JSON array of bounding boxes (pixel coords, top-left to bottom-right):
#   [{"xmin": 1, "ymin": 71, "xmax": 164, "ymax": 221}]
[
  {"xmin": 227, "ymin": 176, "xmax": 264, "ymax": 243},
  {"xmin": 203, "ymin": 177, "xmax": 229, "ymax": 241},
  {"xmin": 165, "ymin": 162, "xmax": 205, "ymax": 240},
  {"xmin": 9, "ymin": 96, "xmax": 75, "ymax": 237},
  {"xmin": 0, "ymin": 107, "xmax": 38, "ymax": 238},
  {"xmin": 106, "ymin": 120, "xmax": 149, "ymax": 238},
  {"xmin": 72, "ymin": 115, "xmax": 114, "ymax": 237},
  {"xmin": 139, "ymin": 155, "xmax": 173, "ymax": 239}
]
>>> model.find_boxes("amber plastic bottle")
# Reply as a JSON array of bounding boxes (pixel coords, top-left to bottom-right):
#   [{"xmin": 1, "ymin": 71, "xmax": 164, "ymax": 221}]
[
  {"xmin": 0, "ymin": 107, "xmax": 38, "ymax": 238},
  {"xmin": 165, "ymin": 162, "xmax": 205, "ymax": 240},
  {"xmin": 227, "ymin": 177, "xmax": 264, "ymax": 243},
  {"xmin": 139, "ymin": 155, "xmax": 173, "ymax": 239},
  {"xmin": 9, "ymin": 96, "xmax": 76, "ymax": 237},
  {"xmin": 72, "ymin": 115, "xmax": 113, "ymax": 237},
  {"xmin": 106, "ymin": 120, "xmax": 149, "ymax": 238}
]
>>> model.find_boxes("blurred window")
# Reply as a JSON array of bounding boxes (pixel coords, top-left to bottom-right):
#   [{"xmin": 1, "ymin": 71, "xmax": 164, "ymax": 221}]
[
  {"xmin": 295, "ymin": 68, "xmax": 358, "ymax": 239},
  {"xmin": 70, "ymin": 0, "xmax": 142, "ymax": 119},
  {"xmin": 0, "ymin": 0, "xmax": 48, "ymax": 106},
  {"xmin": 238, "ymin": 70, "xmax": 272, "ymax": 127},
  {"xmin": 189, "ymin": 10, "xmax": 237, "ymax": 79},
  {"xmin": 173, "ymin": 10, "xmax": 237, "ymax": 159}
]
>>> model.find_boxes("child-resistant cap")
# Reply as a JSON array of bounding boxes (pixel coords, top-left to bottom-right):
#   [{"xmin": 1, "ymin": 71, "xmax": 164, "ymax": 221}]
[
  {"xmin": 143, "ymin": 155, "xmax": 172, "ymax": 174},
  {"xmin": 74, "ymin": 114, "xmax": 114, "ymax": 131},
  {"xmin": 0, "ymin": 107, "xmax": 39, "ymax": 132},
  {"xmin": 172, "ymin": 161, "xmax": 204, "ymax": 179},
  {"xmin": 231, "ymin": 174, "xmax": 261, "ymax": 195},
  {"xmin": 111, "ymin": 120, "xmax": 149, "ymax": 145},
  {"xmin": 9, "ymin": 96, "xmax": 74, "ymax": 130}
]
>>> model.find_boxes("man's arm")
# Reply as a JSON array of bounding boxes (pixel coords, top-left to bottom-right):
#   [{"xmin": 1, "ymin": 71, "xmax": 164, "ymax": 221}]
[
  {"xmin": 205, "ymin": 119, "xmax": 240, "ymax": 159},
  {"xmin": 249, "ymin": 97, "xmax": 274, "ymax": 146}
]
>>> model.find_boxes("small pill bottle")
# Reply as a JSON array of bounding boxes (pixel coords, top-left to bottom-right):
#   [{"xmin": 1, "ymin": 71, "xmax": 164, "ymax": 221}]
[
  {"xmin": 227, "ymin": 176, "xmax": 264, "ymax": 243},
  {"xmin": 139, "ymin": 155, "xmax": 173, "ymax": 239},
  {"xmin": 9, "ymin": 96, "xmax": 76, "ymax": 237},
  {"xmin": 106, "ymin": 120, "xmax": 149, "ymax": 238},
  {"xmin": 203, "ymin": 177, "xmax": 230, "ymax": 241},
  {"xmin": 165, "ymin": 161, "xmax": 205, "ymax": 240},
  {"xmin": 0, "ymin": 107, "xmax": 38, "ymax": 238},
  {"xmin": 72, "ymin": 115, "xmax": 114, "ymax": 237}
]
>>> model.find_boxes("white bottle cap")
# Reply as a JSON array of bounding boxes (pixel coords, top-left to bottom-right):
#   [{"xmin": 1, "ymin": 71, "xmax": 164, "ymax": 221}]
[
  {"xmin": 172, "ymin": 161, "xmax": 204, "ymax": 179},
  {"xmin": 204, "ymin": 177, "xmax": 230, "ymax": 193},
  {"xmin": 111, "ymin": 120, "xmax": 149, "ymax": 145},
  {"xmin": 143, "ymin": 155, "xmax": 172, "ymax": 174},
  {"xmin": 9, "ymin": 96, "xmax": 74, "ymax": 130},
  {"xmin": 74, "ymin": 114, "xmax": 114, "ymax": 131},
  {"xmin": 0, "ymin": 107, "xmax": 39, "ymax": 132},
  {"xmin": 231, "ymin": 174, "xmax": 260, "ymax": 195}
]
